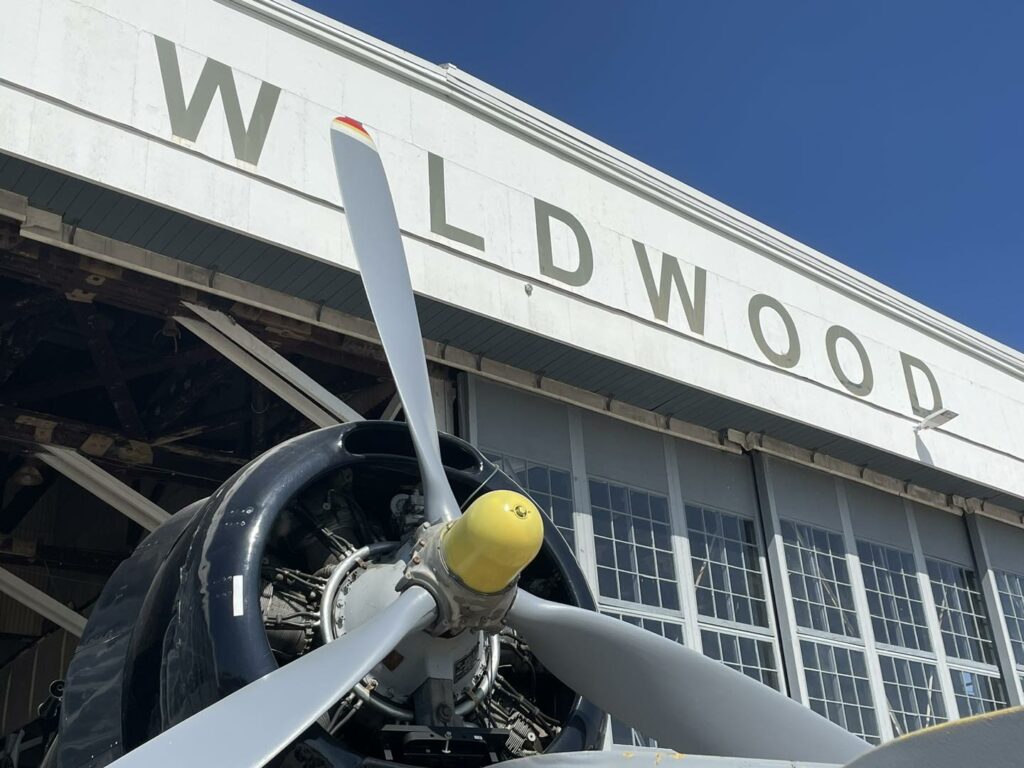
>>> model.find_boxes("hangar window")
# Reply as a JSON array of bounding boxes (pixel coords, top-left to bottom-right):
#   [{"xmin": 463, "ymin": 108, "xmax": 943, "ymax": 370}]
[
  {"xmin": 800, "ymin": 640, "xmax": 880, "ymax": 743},
  {"xmin": 781, "ymin": 520, "xmax": 860, "ymax": 637},
  {"xmin": 857, "ymin": 541, "xmax": 931, "ymax": 652},
  {"xmin": 926, "ymin": 559, "xmax": 996, "ymax": 665},
  {"xmin": 686, "ymin": 505, "xmax": 769, "ymax": 627},
  {"xmin": 685, "ymin": 504, "xmax": 779, "ymax": 691},
  {"xmin": 700, "ymin": 628, "xmax": 779, "ymax": 690},
  {"xmin": 486, "ymin": 452, "xmax": 576, "ymax": 553},
  {"xmin": 609, "ymin": 719, "xmax": 657, "ymax": 748},
  {"xmin": 589, "ymin": 479, "xmax": 680, "ymax": 613},
  {"xmin": 950, "ymin": 669, "xmax": 1008, "ymax": 716},
  {"xmin": 995, "ymin": 570, "xmax": 1024, "ymax": 667},
  {"xmin": 603, "ymin": 610, "xmax": 684, "ymax": 747},
  {"xmin": 877, "ymin": 655, "xmax": 946, "ymax": 735},
  {"xmin": 601, "ymin": 610, "xmax": 685, "ymax": 644}
]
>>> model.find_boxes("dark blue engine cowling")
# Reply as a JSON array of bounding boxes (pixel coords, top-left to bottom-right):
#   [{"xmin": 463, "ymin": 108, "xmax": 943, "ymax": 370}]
[{"xmin": 57, "ymin": 422, "xmax": 603, "ymax": 768}]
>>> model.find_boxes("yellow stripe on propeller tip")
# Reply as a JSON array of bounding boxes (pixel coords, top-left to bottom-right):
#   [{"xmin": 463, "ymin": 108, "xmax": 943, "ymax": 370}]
[{"xmin": 441, "ymin": 490, "xmax": 544, "ymax": 594}]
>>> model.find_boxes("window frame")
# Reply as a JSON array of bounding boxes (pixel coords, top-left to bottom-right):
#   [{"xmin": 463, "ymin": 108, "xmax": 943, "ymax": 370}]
[
  {"xmin": 482, "ymin": 449, "xmax": 578, "ymax": 557},
  {"xmin": 686, "ymin": 502, "xmax": 773, "ymax": 632},
  {"xmin": 798, "ymin": 636, "xmax": 882, "ymax": 744},
  {"xmin": 700, "ymin": 623, "xmax": 782, "ymax": 691},
  {"xmin": 925, "ymin": 556, "xmax": 999, "ymax": 669},
  {"xmin": 681, "ymin": 499, "xmax": 782, "ymax": 690},
  {"xmin": 877, "ymin": 653, "xmax": 948, "ymax": 736},
  {"xmin": 994, "ymin": 569, "xmax": 1024, "ymax": 673},
  {"xmin": 780, "ymin": 518, "xmax": 862, "ymax": 640},
  {"xmin": 857, "ymin": 537, "xmax": 933, "ymax": 655},
  {"xmin": 587, "ymin": 472, "xmax": 686, "ymax": 620},
  {"xmin": 948, "ymin": 666, "xmax": 1009, "ymax": 717}
]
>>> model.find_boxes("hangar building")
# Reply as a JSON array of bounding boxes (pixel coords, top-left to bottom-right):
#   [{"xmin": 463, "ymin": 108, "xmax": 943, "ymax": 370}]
[{"xmin": 1, "ymin": 0, "xmax": 1023, "ymax": 758}]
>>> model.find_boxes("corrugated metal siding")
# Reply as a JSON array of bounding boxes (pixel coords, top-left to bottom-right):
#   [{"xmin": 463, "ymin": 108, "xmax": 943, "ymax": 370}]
[
  {"xmin": 0, "ymin": 629, "xmax": 74, "ymax": 735},
  {"xmin": 0, "ymin": 587, "xmax": 44, "ymax": 637},
  {"xmin": 2, "ymin": 649, "xmax": 34, "ymax": 733},
  {"xmin": 1, "ymin": 152, "xmax": 1019, "ymax": 511}
]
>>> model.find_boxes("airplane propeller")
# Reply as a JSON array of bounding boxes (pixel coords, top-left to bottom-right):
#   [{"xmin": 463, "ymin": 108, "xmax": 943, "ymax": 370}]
[
  {"xmin": 102, "ymin": 117, "xmax": 1022, "ymax": 768},
  {"xmin": 494, "ymin": 706, "xmax": 1024, "ymax": 768},
  {"xmin": 505, "ymin": 590, "xmax": 865, "ymax": 760},
  {"xmin": 329, "ymin": 116, "xmax": 461, "ymax": 526},
  {"xmin": 842, "ymin": 705, "xmax": 1023, "ymax": 768},
  {"xmin": 102, "ymin": 588, "xmax": 437, "ymax": 767}
]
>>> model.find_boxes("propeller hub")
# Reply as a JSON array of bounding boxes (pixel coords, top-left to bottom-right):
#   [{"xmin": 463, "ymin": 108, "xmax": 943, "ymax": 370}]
[
  {"xmin": 440, "ymin": 490, "xmax": 544, "ymax": 594},
  {"xmin": 398, "ymin": 494, "xmax": 541, "ymax": 637}
]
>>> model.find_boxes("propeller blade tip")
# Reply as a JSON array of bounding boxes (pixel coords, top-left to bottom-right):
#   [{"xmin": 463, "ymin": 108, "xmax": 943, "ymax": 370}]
[{"xmin": 332, "ymin": 116, "xmax": 374, "ymax": 145}]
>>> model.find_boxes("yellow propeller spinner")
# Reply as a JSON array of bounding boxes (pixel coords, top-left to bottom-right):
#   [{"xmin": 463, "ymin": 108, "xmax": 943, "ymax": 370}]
[{"xmin": 440, "ymin": 490, "xmax": 545, "ymax": 594}]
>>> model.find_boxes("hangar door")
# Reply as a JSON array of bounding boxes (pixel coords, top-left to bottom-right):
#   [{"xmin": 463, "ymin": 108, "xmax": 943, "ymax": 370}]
[
  {"xmin": 468, "ymin": 375, "xmax": 1024, "ymax": 747},
  {"xmin": 468, "ymin": 376, "xmax": 781, "ymax": 746}
]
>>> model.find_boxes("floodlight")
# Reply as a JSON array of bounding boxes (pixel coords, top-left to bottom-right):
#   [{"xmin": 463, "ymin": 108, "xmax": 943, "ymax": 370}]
[{"xmin": 913, "ymin": 407, "xmax": 958, "ymax": 433}]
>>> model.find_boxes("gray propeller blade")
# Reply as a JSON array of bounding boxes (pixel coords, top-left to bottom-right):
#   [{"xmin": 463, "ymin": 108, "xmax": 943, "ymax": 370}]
[
  {"xmin": 843, "ymin": 705, "xmax": 1023, "ymax": 768},
  {"xmin": 330, "ymin": 117, "xmax": 461, "ymax": 525},
  {"xmin": 506, "ymin": 590, "xmax": 870, "ymax": 764},
  {"xmin": 107, "ymin": 586, "xmax": 437, "ymax": 768},
  {"xmin": 500, "ymin": 749, "xmax": 831, "ymax": 768}
]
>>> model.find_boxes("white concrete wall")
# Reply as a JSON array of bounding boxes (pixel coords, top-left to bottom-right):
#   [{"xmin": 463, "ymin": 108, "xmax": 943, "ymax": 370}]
[{"xmin": 1, "ymin": 0, "xmax": 1022, "ymax": 501}]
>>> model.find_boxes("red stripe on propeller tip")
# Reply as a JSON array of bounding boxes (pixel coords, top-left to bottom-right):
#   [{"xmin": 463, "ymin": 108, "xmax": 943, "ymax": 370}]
[{"xmin": 334, "ymin": 116, "xmax": 369, "ymax": 136}]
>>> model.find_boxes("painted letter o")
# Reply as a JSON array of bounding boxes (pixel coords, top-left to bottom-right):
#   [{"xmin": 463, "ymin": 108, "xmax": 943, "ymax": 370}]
[
  {"xmin": 825, "ymin": 325, "xmax": 874, "ymax": 396},
  {"xmin": 748, "ymin": 294, "xmax": 800, "ymax": 369}
]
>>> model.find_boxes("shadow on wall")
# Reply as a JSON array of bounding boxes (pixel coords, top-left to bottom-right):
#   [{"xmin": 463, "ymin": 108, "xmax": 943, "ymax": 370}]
[{"xmin": 915, "ymin": 433, "xmax": 934, "ymax": 466}]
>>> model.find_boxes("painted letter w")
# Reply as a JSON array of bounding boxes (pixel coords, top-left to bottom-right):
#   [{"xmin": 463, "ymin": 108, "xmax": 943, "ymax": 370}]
[{"xmin": 154, "ymin": 36, "xmax": 281, "ymax": 165}]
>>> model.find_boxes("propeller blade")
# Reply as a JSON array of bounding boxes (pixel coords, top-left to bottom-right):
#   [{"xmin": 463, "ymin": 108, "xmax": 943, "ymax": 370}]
[
  {"xmin": 108, "ymin": 586, "xmax": 437, "ymax": 768},
  {"xmin": 505, "ymin": 590, "xmax": 870, "ymax": 764},
  {"xmin": 500, "ymin": 749, "xmax": 824, "ymax": 768},
  {"xmin": 843, "ymin": 705, "xmax": 1023, "ymax": 768},
  {"xmin": 330, "ymin": 117, "xmax": 461, "ymax": 525}
]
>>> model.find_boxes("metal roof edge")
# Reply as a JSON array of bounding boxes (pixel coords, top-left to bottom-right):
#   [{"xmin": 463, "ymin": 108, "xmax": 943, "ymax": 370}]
[{"xmin": 231, "ymin": 0, "xmax": 1024, "ymax": 379}]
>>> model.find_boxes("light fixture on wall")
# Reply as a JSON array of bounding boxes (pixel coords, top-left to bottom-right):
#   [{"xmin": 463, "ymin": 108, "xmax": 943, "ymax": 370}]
[{"xmin": 913, "ymin": 407, "xmax": 958, "ymax": 433}]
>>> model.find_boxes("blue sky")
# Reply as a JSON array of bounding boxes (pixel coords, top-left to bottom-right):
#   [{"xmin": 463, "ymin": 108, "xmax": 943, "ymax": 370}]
[{"xmin": 307, "ymin": 1, "xmax": 1023, "ymax": 351}]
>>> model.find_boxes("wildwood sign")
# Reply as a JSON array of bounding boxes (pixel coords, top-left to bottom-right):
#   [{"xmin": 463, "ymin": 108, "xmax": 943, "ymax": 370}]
[{"xmin": 153, "ymin": 35, "xmax": 945, "ymax": 420}]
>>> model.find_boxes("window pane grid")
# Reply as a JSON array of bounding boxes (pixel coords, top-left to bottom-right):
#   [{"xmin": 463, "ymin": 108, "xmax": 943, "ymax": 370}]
[
  {"xmin": 485, "ymin": 452, "xmax": 576, "ymax": 553},
  {"xmin": 927, "ymin": 559, "xmax": 996, "ymax": 665},
  {"xmin": 604, "ymin": 611, "xmax": 684, "ymax": 747},
  {"xmin": 950, "ymin": 668, "xmax": 1008, "ymax": 717},
  {"xmin": 878, "ymin": 655, "xmax": 946, "ymax": 735},
  {"xmin": 800, "ymin": 640, "xmax": 880, "ymax": 743},
  {"xmin": 858, "ymin": 540, "xmax": 931, "ymax": 652},
  {"xmin": 782, "ymin": 520, "xmax": 859, "ymax": 637},
  {"xmin": 590, "ymin": 479, "xmax": 680, "ymax": 612},
  {"xmin": 995, "ymin": 570, "xmax": 1024, "ymax": 668},
  {"xmin": 701, "ymin": 628, "xmax": 779, "ymax": 690},
  {"xmin": 601, "ymin": 610, "xmax": 685, "ymax": 644},
  {"xmin": 485, "ymin": 445, "xmax": 1019, "ymax": 740},
  {"xmin": 686, "ymin": 504, "xmax": 769, "ymax": 628}
]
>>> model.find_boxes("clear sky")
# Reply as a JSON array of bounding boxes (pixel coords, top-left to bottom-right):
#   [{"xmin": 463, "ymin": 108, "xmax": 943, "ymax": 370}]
[{"xmin": 306, "ymin": 1, "xmax": 1023, "ymax": 351}]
